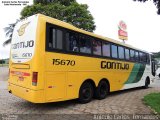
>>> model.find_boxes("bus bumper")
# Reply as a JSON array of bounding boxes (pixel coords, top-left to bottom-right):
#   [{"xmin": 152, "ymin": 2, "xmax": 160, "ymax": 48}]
[{"xmin": 8, "ymin": 83, "xmax": 45, "ymax": 103}]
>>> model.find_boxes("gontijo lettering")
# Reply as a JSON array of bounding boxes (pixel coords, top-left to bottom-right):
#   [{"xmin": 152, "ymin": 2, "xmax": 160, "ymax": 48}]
[
  {"xmin": 101, "ymin": 61, "xmax": 129, "ymax": 70},
  {"xmin": 12, "ymin": 40, "xmax": 34, "ymax": 49}
]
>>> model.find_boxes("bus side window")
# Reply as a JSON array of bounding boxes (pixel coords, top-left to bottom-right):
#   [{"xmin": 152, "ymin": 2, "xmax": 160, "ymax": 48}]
[
  {"xmin": 139, "ymin": 52, "xmax": 143, "ymax": 62},
  {"xmin": 125, "ymin": 48, "xmax": 130, "ymax": 60},
  {"xmin": 49, "ymin": 27, "xmax": 63, "ymax": 50},
  {"xmin": 49, "ymin": 28, "xmax": 56, "ymax": 48},
  {"xmin": 143, "ymin": 53, "xmax": 147, "ymax": 63},
  {"xmin": 140, "ymin": 52, "xmax": 147, "ymax": 63},
  {"xmin": 111, "ymin": 45, "xmax": 118, "ymax": 58},
  {"xmin": 135, "ymin": 51, "xmax": 139, "ymax": 62},
  {"xmin": 92, "ymin": 39, "xmax": 102, "ymax": 56},
  {"xmin": 102, "ymin": 42, "xmax": 110, "ymax": 57},
  {"xmin": 130, "ymin": 50, "xmax": 135, "ymax": 61},
  {"xmin": 66, "ymin": 32, "xmax": 79, "ymax": 52},
  {"xmin": 118, "ymin": 46, "xmax": 124, "ymax": 59},
  {"xmin": 139, "ymin": 52, "xmax": 145, "ymax": 63},
  {"xmin": 79, "ymin": 35, "xmax": 91, "ymax": 54},
  {"xmin": 57, "ymin": 30, "xmax": 63, "ymax": 49}
]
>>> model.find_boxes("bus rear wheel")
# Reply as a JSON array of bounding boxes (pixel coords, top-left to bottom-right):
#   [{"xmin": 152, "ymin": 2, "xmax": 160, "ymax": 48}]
[
  {"xmin": 78, "ymin": 82, "xmax": 93, "ymax": 103},
  {"xmin": 95, "ymin": 80, "xmax": 109, "ymax": 100}
]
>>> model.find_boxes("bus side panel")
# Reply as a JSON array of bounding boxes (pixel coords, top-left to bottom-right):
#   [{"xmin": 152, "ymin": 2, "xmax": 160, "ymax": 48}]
[
  {"xmin": 44, "ymin": 51, "xmax": 135, "ymax": 101},
  {"xmin": 66, "ymin": 70, "xmax": 134, "ymax": 99},
  {"xmin": 121, "ymin": 64, "xmax": 154, "ymax": 90},
  {"xmin": 44, "ymin": 72, "xmax": 66, "ymax": 102}
]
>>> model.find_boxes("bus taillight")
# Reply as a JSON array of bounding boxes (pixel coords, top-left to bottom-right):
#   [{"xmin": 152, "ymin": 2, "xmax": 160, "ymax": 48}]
[{"xmin": 32, "ymin": 72, "xmax": 38, "ymax": 86}]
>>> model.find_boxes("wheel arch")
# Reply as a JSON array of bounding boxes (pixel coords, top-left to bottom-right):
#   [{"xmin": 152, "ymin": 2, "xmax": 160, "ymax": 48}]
[
  {"xmin": 99, "ymin": 78, "xmax": 110, "ymax": 92},
  {"xmin": 79, "ymin": 79, "xmax": 96, "ymax": 93},
  {"xmin": 146, "ymin": 76, "xmax": 150, "ymax": 85},
  {"xmin": 78, "ymin": 79, "xmax": 96, "ymax": 103}
]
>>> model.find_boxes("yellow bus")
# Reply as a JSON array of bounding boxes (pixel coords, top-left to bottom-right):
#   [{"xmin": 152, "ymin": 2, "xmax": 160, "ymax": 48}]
[{"xmin": 8, "ymin": 14, "xmax": 156, "ymax": 103}]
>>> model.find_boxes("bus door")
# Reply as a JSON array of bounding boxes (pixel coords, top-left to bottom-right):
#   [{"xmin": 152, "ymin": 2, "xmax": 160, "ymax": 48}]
[{"xmin": 151, "ymin": 61, "xmax": 156, "ymax": 76}]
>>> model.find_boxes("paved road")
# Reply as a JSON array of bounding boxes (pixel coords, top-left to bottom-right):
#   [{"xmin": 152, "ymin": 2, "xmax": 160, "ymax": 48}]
[
  {"xmin": 0, "ymin": 83, "xmax": 160, "ymax": 120},
  {"xmin": 0, "ymin": 67, "xmax": 8, "ymax": 90},
  {"xmin": 0, "ymin": 67, "xmax": 160, "ymax": 120},
  {"xmin": 0, "ymin": 67, "xmax": 8, "ymax": 81}
]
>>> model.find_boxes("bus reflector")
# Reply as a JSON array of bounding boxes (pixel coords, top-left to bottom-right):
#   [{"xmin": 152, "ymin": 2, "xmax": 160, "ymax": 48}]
[{"xmin": 32, "ymin": 72, "xmax": 38, "ymax": 86}]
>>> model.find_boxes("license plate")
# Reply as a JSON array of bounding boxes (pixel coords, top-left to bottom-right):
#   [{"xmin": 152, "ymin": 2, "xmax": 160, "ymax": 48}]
[{"xmin": 19, "ymin": 77, "xmax": 24, "ymax": 81}]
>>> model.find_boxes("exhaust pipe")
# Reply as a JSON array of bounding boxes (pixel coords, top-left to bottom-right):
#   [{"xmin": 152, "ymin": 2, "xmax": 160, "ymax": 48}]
[{"xmin": 8, "ymin": 90, "xmax": 12, "ymax": 94}]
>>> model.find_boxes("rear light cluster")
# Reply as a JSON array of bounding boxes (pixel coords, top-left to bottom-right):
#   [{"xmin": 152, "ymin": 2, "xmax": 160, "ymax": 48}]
[{"xmin": 32, "ymin": 72, "xmax": 38, "ymax": 86}]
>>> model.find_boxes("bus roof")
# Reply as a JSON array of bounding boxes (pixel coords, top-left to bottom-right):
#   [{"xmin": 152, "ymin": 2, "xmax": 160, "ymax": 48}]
[{"xmin": 36, "ymin": 14, "xmax": 148, "ymax": 53}]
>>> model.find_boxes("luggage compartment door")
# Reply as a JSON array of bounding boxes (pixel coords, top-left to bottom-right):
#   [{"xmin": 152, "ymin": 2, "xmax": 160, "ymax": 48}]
[{"xmin": 45, "ymin": 72, "xmax": 66, "ymax": 101}]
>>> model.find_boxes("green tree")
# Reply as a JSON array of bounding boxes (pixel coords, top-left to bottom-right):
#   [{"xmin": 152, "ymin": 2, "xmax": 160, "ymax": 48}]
[
  {"xmin": 3, "ymin": 20, "xmax": 19, "ymax": 46},
  {"xmin": 33, "ymin": 0, "xmax": 76, "ymax": 6},
  {"xmin": 152, "ymin": 51, "xmax": 160, "ymax": 58},
  {"xmin": 133, "ymin": 0, "xmax": 160, "ymax": 14},
  {"xmin": 0, "ymin": 60, "xmax": 5, "ymax": 64},
  {"xmin": 2, "ymin": 0, "xmax": 95, "ymax": 46},
  {"xmin": 21, "ymin": 0, "xmax": 96, "ymax": 32}
]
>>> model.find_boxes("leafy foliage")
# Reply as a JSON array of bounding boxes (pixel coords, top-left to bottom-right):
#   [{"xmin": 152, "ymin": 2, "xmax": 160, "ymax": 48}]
[
  {"xmin": 152, "ymin": 52, "xmax": 160, "ymax": 58},
  {"xmin": 21, "ymin": 0, "xmax": 96, "ymax": 32},
  {"xmin": 152, "ymin": 52, "xmax": 160, "ymax": 68},
  {"xmin": 3, "ymin": 20, "xmax": 19, "ymax": 46},
  {"xmin": 34, "ymin": 0, "xmax": 76, "ymax": 6},
  {"xmin": 133, "ymin": 0, "xmax": 160, "ymax": 14},
  {"xmin": 0, "ymin": 60, "xmax": 5, "ymax": 64},
  {"xmin": 2, "ymin": 0, "xmax": 95, "ymax": 46}
]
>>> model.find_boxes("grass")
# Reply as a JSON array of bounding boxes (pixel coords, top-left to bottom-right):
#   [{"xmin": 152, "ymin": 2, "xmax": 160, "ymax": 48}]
[
  {"xmin": 143, "ymin": 93, "xmax": 160, "ymax": 114},
  {"xmin": 0, "ymin": 64, "xmax": 8, "ymax": 67}
]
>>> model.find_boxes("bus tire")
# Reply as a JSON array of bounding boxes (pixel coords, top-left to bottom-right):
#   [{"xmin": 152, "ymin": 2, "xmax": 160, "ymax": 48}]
[
  {"xmin": 95, "ymin": 80, "xmax": 109, "ymax": 100},
  {"xmin": 143, "ymin": 77, "xmax": 150, "ymax": 89},
  {"xmin": 78, "ymin": 82, "xmax": 93, "ymax": 104},
  {"xmin": 159, "ymin": 74, "xmax": 160, "ymax": 78}
]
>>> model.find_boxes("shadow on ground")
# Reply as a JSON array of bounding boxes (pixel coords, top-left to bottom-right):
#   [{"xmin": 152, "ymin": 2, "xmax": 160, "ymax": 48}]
[{"xmin": 10, "ymin": 86, "xmax": 150, "ymax": 109}]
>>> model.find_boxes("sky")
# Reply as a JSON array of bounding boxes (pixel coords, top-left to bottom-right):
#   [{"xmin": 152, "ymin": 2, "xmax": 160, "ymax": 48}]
[{"xmin": 0, "ymin": 0, "xmax": 160, "ymax": 59}]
